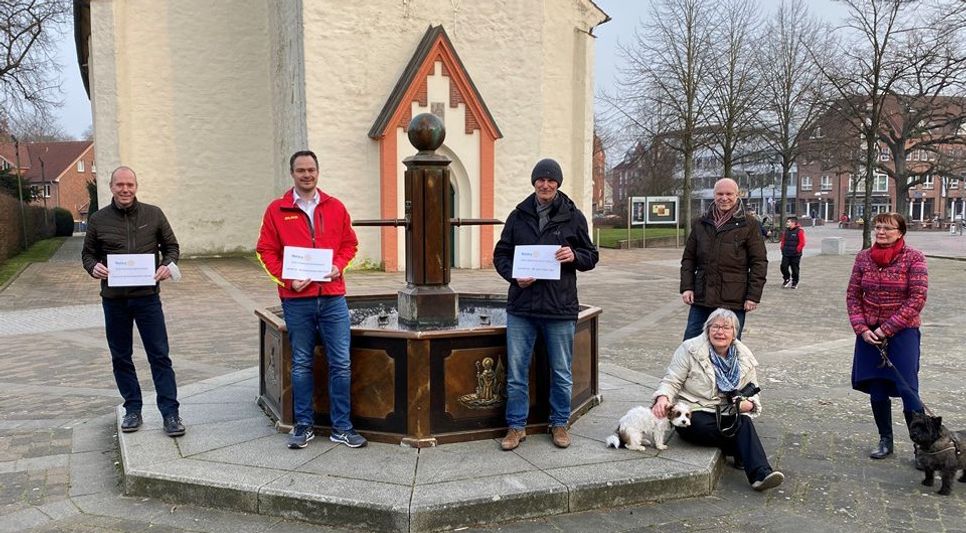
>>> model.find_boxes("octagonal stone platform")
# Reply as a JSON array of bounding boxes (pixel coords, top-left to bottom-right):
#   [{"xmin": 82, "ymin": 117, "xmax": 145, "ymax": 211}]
[{"xmin": 117, "ymin": 364, "xmax": 722, "ymax": 533}]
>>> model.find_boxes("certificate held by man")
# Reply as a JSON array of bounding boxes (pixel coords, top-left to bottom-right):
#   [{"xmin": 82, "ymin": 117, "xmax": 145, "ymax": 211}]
[
  {"xmin": 511, "ymin": 245, "xmax": 561, "ymax": 280},
  {"xmin": 106, "ymin": 254, "xmax": 158, "ymax": 287},
  {"xmin": 282, "ymin": 246, "xmax": 334, "ymax": 281}
]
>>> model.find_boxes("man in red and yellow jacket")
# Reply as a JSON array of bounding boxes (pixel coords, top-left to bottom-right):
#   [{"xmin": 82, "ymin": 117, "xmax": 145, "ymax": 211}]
[{"xmin": 256, "ymin": 150, "xmax": 365, "ymax": 450}]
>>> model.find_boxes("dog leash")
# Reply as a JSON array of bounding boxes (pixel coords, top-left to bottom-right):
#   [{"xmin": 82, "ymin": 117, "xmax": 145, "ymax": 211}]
[{"xmin": 874, "ymin": 338, "xmax": 937, "ymax": 418}]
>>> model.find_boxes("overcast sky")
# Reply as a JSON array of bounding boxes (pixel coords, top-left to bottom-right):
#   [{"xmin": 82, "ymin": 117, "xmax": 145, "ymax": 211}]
[{"xmin": 52, "ymin": 1, "xmax": 853, "ymax": 141}]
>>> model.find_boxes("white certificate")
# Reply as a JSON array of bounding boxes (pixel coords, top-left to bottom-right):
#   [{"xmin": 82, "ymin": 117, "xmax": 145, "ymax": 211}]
[
  {"xmin": 511, "ymin": 245, "xmax": 561, "ymax": 280},
  {"xmin": 282, "ymin": 246, "xmax": 333, "ymax": 281},
  {"xmin": 107, "ymin": 254, "xmax": 157, "ymax": 287}
]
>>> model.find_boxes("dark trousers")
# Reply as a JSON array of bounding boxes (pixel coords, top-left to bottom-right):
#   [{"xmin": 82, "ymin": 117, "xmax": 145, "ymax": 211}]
[
  {"xmin": 102, "ymin": 294, "xmax": 179, "ymax": 418},
  {"xmin": 677, "ymin": 411, "xmax": 772, "ymax": 483},
  {"xmin": 683, "ymin": 304, "xmax": 746, "ymax": 341},
  {"xmin": 780, "ymin": 255, "xmax": 801, "ymax": 284}
]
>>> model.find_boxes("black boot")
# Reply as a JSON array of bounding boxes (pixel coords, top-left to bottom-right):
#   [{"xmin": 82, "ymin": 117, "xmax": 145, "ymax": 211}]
[
  {"xmin": 870, "ymin": 436, "xmax": 894, "ymax": 459},
  {"xmin": 904, "ymin": 410, "xmax": 925, "ymax": 471},
  {"xmin": 870, "ymin": 400, "xmax": 894, "ymax": 459}
]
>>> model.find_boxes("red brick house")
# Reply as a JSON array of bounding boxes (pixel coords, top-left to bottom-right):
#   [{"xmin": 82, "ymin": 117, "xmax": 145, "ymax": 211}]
[
  {"xmin": 798, "ymin": 95, "xmax": 966, "ymax": 223},
  {"xmin": 25, "ymin": 141, "xmax": 96, "ymax": 222}
]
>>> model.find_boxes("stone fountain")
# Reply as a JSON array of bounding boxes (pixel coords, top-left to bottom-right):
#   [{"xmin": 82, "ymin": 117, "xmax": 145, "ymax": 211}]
[{"xmin": 256, "ymin": 113, "xmax": 601, "ymax": 447}]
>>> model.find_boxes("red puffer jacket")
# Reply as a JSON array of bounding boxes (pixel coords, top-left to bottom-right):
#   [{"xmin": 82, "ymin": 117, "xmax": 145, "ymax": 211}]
[{"xmin": 256, "ymin": 188, "xmax": 358, "ymax": 299}]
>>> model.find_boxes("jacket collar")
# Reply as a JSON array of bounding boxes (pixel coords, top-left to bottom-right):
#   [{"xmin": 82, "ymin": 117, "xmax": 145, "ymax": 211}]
[
  {"xmin": 515, "ymin": 190, "xmax": 575, "ymax": 222},
  {"xmin": 281, "ymin": 187, "xmax": 332, "ymax": 208},
  {"xmin": 110, "ymin": 198, "xmax": 139, "ymax": 215}
]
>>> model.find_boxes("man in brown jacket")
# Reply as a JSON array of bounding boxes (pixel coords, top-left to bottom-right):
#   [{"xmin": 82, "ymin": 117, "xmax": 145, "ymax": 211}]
[{"xmin": 680, "ymin": 178, "xmax": 768, "ymax": 340}]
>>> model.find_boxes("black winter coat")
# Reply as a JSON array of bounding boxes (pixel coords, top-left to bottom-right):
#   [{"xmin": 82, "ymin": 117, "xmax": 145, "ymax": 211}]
[
  {"xmin": 680, "ymin": 207, "xmax": 768, "ymax": 310},
  {"xmin": 82, "ymin": 199, "xmax": 180, "ymax": 299},
  {"xmin": 493, "ymin": 192, "xmax": 598, "ymax": 320}
]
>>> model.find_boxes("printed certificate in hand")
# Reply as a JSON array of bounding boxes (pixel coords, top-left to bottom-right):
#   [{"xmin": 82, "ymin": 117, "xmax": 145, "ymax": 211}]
[
  {"xmin": 282, "ymin": 246, "xmax": 334, "ymax": 281},
  {"xmin": 107, "ymin": 254, "xmax": 157, "ymax": 287},
  {"xmin": 511, "ymin": 245, "xmax": 561, "ymax": 280}
]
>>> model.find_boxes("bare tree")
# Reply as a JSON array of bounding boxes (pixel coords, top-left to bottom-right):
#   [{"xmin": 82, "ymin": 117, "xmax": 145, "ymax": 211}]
[
  {"xmin": 814, "ymin": 0, "xmax": 916, "ymax": 248},
  {"xmin": 876, "ymin": 8, "xmax": 966, "ymax": 218},
  {"xmin": 609, "ymin": 0, "xmax": 717, "ymax": 237},
  {"xmin": 12, "ymin": 108, "xmax": 70, "ymax": 141},
  {"xmin": 760, "ymin": 0, "xmax": 835, "ymax": 229},
  {"xmin": 706, "ymin": 0, "xmax": 763, "ymax": 181},
  {"xmin": 0, "ymin": 0, "xmax": 71, "ymax": 129}
]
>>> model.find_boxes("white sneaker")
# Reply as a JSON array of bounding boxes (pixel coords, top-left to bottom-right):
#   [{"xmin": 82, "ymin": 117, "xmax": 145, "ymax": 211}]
[
  {"xmin": 782, "ymin": 280, "xmax": 791, "ymax": 288},
  {"xmin": 752, "ymin": 471, "xmax": 784, "ymax": 491}
]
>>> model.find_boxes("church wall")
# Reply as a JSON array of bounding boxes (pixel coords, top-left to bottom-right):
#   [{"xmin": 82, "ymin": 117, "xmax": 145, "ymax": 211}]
[
  {"xmin": 85, "ymin": 1, "xmax": 605, "ymax": 258},
  {"xmin": 300, "ymin": 1, "xmax": 605, "ymax": 267},
  {"xmin": 268, "ymin": 1, "xmax": 309, "ymax": 194},
  {"xmin": 88, "ymin": 1, "xmax": 276, "ymax": 255}
]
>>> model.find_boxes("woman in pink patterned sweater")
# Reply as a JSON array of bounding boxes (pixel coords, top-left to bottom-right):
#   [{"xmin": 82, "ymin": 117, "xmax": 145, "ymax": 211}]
[{"xmin": 847, "ymin": 212, "xmax": 928, "ymax": 462}]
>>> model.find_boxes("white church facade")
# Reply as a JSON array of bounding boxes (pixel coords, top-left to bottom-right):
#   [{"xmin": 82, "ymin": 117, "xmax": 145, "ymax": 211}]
[{"xmin": 74, "ymin": 1, "xmax": 608, "ymax": 269}]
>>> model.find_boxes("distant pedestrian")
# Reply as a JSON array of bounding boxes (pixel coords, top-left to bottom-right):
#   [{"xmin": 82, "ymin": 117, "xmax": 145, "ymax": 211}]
[
  {"xmin": 846, "ymin": 213, "xmax": 928, "ymax": 462},
  {"xmin": 779, "ymin": 216, "xmax": 806, "ymax": 289},
  {"xmin": 81, "ymin": 166, "xmax": 185, "ymax": 437},
  {"xmin": 680, "ymin": 178, "xmax": 768, "ymax": 340}
]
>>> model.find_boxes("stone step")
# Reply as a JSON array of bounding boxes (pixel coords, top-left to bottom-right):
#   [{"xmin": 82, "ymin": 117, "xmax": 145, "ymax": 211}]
[{"xmin": 117, "ymin": 367, "xmax": 721, "ymax": 533}]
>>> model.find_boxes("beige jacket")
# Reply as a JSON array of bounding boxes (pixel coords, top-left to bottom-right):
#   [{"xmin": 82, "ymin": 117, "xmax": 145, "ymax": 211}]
[{"xmin": 652, "ymin": 336, "xmax": 763, "ymax": 417}]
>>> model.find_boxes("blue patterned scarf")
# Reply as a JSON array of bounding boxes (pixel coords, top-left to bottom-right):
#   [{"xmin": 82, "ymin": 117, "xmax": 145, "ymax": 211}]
[{"xmin": 710, "ymin": 344, "xmax": 740, "ymax": 393}]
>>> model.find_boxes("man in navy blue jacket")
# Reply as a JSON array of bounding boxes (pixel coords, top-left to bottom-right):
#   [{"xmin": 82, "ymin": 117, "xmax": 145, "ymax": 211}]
[{"xmin": 493, "ymin": 158, "xmax": 599, "ymax": 451}]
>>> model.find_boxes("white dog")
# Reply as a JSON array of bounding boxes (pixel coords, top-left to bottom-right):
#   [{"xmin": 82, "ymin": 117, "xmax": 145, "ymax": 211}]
[{"xmin": 605, "ymin": 401, "xmax": 692, "ymax": 451}]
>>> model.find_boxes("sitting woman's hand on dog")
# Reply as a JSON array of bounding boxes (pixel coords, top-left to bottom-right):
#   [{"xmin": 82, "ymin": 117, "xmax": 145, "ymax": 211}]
[{"xmin": 651, "ymin": 395, "xmax": 670, "ymax": 418}]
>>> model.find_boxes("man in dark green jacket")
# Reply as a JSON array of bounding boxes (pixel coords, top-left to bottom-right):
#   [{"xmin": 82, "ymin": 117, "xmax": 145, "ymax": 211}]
[
  {"xmin": 81, "ymin": 166, "xmax": 184, "ymax": 437},
  {"xmin": 680, "ymin": 178, "xmax": 768, "ymax": 340},
  {"xmin": 493, "ymin": 158, "xmax": 598, "ymax": 451}
]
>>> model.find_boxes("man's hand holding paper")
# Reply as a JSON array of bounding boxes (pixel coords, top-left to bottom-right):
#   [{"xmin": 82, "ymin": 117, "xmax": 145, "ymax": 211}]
[
  {"xmin": 282, "ymin": 246, "xmax": 334, "ymax": 282},
  {"xmin": 511, "ymin": 245, "xmax": 562, "ymax": 280}
]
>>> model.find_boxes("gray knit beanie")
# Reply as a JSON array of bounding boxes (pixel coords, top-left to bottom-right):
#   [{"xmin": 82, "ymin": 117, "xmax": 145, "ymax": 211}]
[{"xmin": 530, "ymin": 158, "xmax": 563, "ymax": 186}]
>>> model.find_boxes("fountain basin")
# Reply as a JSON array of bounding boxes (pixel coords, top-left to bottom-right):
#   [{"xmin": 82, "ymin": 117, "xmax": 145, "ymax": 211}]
[{"xmin": 256, "ymin": 293, "xmax": 601, "ymax": 447}]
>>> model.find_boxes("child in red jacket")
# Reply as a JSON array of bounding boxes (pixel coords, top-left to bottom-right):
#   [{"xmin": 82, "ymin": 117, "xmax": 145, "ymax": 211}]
[{"xmin": 779, "ymin": 217, "xmax": 806, "ymax": 288}]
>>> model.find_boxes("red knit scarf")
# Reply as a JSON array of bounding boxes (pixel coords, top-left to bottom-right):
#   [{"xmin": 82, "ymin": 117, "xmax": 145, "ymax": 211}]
[{"xmin": 870, "ymin": 236, "xmax": 905, "ymax": 267}]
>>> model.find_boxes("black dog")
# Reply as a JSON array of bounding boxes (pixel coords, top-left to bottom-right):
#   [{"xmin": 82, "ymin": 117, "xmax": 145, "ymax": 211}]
[{"xmin": 907, "ymin": 412, "xmax": 966, "ymax": 495}]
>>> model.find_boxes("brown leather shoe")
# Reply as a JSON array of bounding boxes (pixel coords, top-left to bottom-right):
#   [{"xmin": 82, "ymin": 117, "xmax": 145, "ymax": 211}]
[
  {"xmin": 551, "ymin": 426, "xmax": 571, "ymax": 448},
  {"xmin": 501, "ymin": 428, "xmax": 526, "ymax": 451}
]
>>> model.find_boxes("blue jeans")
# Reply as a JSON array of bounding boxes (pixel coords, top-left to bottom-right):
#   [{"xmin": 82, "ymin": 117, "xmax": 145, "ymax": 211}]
[
  {"xmin": 102, "ymin": 294, "xmax": 179, "ymax": 418},
  {"xmin": 683, "ymin": 304, "xmax": 746, "ymax": 341},
  {"xmin": 281, "ymin": 296, "xmax": 353, "ymax": 430},
  {"xmin": 505, "ymin": 313, "xmax": 575, "ymax": 429}
]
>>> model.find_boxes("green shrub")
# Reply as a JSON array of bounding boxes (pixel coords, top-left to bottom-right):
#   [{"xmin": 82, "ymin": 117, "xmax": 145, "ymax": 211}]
[{"xmin": 53, "ymin": 207, "xmax": 74, "ymax": 236}]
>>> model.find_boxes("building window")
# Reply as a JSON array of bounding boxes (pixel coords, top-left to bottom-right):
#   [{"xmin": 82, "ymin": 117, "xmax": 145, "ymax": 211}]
[
  {"xmin": 950, "ymin": 179, "xmax": 959, "ymax": 189},
  {"xmin": 77, "ymin": 160, "xmax": 85, "ymax": 172},
  {"xmin": 873, "ymin": 173, "xmax": 889, "ymax": 193},
  {"xmin": 1, "ymin": 159, "xmax": 9, "ymax": 171},
  {"xmin": 801, "ymin": 176, "xmax": 812, "ymax": 191},
  {"xmin": 923, "ymin": 174, "xmax": 934, "ymax": 189},
  {"xmin": 880, "ymin": 147, "xmax": 890, "ymax": 161},
  {"xmin": 821, "ymin": 175, "xmax": 832, "ymax": 190}
]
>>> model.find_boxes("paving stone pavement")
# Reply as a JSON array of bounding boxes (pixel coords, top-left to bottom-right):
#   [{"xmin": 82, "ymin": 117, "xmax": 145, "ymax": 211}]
[{"xmin": 1, "ymin": 228, "xmax": 965, "ymax": 532}]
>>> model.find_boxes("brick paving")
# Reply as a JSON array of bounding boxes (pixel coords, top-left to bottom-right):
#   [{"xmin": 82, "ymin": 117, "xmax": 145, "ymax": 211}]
[{"xmin": 0, "ymin": 230, "xmax": 964, "ymax": 532}]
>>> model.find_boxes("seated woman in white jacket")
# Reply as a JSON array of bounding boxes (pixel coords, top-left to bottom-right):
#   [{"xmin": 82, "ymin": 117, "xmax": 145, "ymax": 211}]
[{"xmin": 651, "ymin": 308, "xmax": 785, "ymax": 491}]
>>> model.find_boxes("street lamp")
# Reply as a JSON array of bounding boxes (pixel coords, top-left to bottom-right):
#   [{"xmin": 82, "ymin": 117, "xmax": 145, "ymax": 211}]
[
  {"xmin": 10, "ymin": 135, "xmax": 28, "ymax": 251},
  {"xmin": 38, "ymin": 153, "xmax": 50, "ymax": 231}
]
